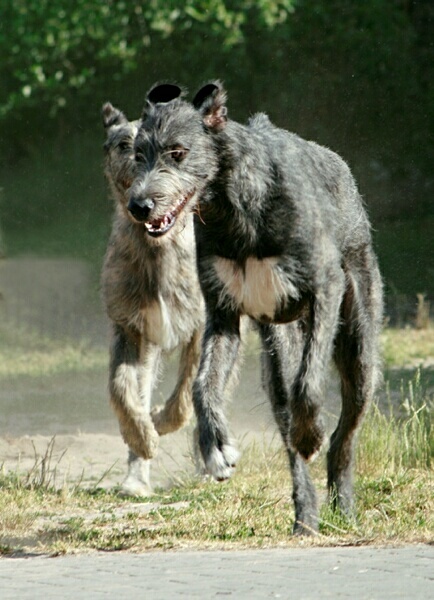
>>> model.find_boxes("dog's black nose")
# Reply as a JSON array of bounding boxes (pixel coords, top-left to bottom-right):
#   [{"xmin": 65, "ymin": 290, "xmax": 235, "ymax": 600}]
[{"xmin": 127, "ymin": 196, "xmax": 155, "ymax": 221}]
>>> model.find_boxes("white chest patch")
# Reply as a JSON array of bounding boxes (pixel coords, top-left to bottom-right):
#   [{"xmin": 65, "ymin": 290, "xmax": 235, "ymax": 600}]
[
  {"xmin": 213, "ymin": 256, "xmax": 297, "ymax": 319},
  {"xmin": 129, "ymin": 295, "xmax": 181, "ymax": 351}
]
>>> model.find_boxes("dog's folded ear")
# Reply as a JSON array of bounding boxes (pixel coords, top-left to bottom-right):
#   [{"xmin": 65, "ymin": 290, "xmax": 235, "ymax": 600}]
[
  {"xmin": 142, "ymin": 83, "xmax": 183, "ymax": 120},
  {"xmin": 102, "ymin": 102, "xmax": 128, "ymax": 129},
  {"xmin": 147, "ymin": 83, "xmax": 183, "ymax": 105},
  {"xmin": 193, "ymin": 81, "xmax": 227, "ymax": 131}
]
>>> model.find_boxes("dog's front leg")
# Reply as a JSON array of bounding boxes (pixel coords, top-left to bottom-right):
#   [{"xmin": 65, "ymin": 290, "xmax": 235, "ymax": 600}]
[
  {"xmin": 192, "ymin": 309, "xmax": 241, "ymax": 481},
  {"xmin": 151, "ymin": 328, "xmax": 202, "ymax": 435},
  {"xmin": 109, "ymin": 324, "xmax": 161, "ymax": 461}
]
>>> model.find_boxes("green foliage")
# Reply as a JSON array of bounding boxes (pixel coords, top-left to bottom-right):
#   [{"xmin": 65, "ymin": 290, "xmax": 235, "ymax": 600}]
[
  {"xmin": 0, "ymin": 0, "xmax": 294, "ymax": 119},
  {"xmin": 0, "ymin": 0, "xmax": 433, "ymax": 227},
  {"xmin": 373, "ymin": 216, "xmax": 434, "ymax": 297}
]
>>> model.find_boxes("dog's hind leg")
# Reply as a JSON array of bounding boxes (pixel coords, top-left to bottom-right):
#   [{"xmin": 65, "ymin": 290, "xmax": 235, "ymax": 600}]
[
  {"xmin": 151, "ymin": 328, "xmax": 202, "ymax": 435},
  {"xmin": 193, "ymin": 309, "xmax": 241, "ymax": 481},
  {"xmin": 290, "ymin": 264, "xmax": 346, "ymax": 461},
  {"xmin": 258, "ymin": 322, "xmax": 318, "ymax": 535},
  {"xmin": 109, "ymin": 324, "xmax": 161, "ymax": 469},
  {"xmin": 328, "ymin": 254, "xmax": 383, "ymax": 515}
]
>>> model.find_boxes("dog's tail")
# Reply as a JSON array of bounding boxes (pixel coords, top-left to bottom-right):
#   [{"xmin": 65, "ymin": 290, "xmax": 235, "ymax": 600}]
[{"xmin": 110, "ymin": 363, "xmax": 160, "ymax": 460}]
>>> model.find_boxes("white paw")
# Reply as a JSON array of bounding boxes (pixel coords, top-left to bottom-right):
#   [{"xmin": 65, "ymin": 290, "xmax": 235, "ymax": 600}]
[
  {"xmin": 205, "ymin": 443, "xmax": 240, "ymax": 481},
  {"xmin": 119, "ymin": 476, "xmax": 153, "ymax": 498}
]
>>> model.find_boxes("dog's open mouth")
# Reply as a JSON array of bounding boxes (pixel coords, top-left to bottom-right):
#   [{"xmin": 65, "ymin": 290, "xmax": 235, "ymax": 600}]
[{"xmin": 144, "ymin": 192, "xmax": 194, "ymax": 238}]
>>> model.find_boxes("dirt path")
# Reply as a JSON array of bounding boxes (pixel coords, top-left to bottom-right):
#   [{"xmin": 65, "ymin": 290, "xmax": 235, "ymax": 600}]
[{"xmin": 0, "ymin": 256, "xmax": 387, "ymax": 493}]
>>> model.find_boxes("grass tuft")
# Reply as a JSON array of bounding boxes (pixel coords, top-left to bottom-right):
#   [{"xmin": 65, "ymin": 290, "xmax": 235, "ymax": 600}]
[
  {"xmin": 358, "ymin": 370, "xmax": 433, "ymax": 473},
  {"xmin": 0, "ymin": 327, "xmax": 433, "ymax": 554}
]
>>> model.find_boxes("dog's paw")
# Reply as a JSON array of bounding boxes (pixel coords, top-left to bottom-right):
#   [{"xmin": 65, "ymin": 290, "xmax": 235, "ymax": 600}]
[
  {"xmin": 151, "ymin": 402, "xmax": 192, "ymax": 436},
  {"xmin": 150, "ymin": 404, "xmax": 168, "ymax": 434},
  {"xmin": 124, "ymin": 422, "xmax": 159, "ymax": 460},
  {"xmin": 205, "ymin": 443, "xmax": 240, "ymax": 481},
  {"xmin": 119, "ymin": 476, "xmax": 153, "ymax": 498}
]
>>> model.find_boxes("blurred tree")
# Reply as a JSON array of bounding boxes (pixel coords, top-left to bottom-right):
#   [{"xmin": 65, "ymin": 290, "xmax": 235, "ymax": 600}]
[
  {"xmin": 0, "ymin": 0, "xmax": 293, "ymax": 161},
  {"xmin": 0, "ymin": 1, "xmax": 293, "ymax": 155},
  {"xmin": 0, "ymin": 0, "xmax": 432, "ymax": 219}
]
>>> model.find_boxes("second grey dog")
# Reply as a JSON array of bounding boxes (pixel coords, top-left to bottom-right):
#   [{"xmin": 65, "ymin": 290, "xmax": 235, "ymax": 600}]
[{"xmin": 101, "ymin": 99, "xmax": 204, "ymax": 496}]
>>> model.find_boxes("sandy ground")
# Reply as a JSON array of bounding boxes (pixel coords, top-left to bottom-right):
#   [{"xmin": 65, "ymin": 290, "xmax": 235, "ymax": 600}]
[
  {"xmin": 0, "ymin": 256, "xmax": 362, "ymax": 493},
  {"xmin": 1, "ymin": 257, "xmax": 287, "ymax": 491},
  {"xmin": 0, "ymin": 353, "xmax": 281, "ymax": 493},
  {"xmin": 3, "ymin": 256, "xmax": 431, "ymax": 496},
  {"xmin": 0, "ymin": 371, "xmax": 284, "ymax": 493}
]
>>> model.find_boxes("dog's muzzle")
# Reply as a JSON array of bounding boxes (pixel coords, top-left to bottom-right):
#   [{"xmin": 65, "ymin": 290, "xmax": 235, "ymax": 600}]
[{"xmin": 128, "ymin": 191, "xmax": 195, "ymax": 238}]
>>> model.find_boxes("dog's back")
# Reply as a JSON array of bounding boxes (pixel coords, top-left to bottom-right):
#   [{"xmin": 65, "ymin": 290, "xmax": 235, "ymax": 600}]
[
  {"xmin": 203, "ymin": 112, "xmax": 370, "ymax": 272},
  {"xmin": 248, "ymin": 113, "xmax": 370, "ymax": 249}
]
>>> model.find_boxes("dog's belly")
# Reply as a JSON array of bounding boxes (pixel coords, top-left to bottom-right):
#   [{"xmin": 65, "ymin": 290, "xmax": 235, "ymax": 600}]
[{"xmin": 214, "ymin": 256, "xmax": 300, "ymax": 320}]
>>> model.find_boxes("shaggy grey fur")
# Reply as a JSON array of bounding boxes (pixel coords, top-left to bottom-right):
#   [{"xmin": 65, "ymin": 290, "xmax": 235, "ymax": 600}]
[
  {"xmin": 101, "ymin": 98, "xmax": 204, "ymax": 496},
  {"xmin": 128, "ymin": 82, "xmax": 383, "ymax": 534},
  {"xmin": 190, "ymin": 82, "xmax": 383, "ymax": 534}
]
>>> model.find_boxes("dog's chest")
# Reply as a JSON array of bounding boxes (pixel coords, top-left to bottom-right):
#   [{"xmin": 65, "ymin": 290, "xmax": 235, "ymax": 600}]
[
  {"xmin": 213, "ymin": 256, "xmax": 297, "ymax": 319},
  {"xmin": 136, "ymin": 290, "xmax": 203, "ymax": 351}
]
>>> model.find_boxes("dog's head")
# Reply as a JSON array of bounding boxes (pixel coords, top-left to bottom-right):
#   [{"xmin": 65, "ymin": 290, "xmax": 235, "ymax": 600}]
[
  {"xmin": 127, "ymin": 83, "xmax": 218, "ymax": 240},
  {"xmin": 102, "ymin": 102, "xmax": 139, "ymax": 211}
]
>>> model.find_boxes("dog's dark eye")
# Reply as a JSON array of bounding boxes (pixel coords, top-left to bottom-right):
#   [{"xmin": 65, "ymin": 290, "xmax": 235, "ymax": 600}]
[
  {"xmin": 118, "ymin": 140, "xmax": 131, "ymax": 152},
  {"xmin": 169, "ymin": 147, "xmax": 188, "ymax": 162},
  {"xmin": 135, "ymin": 153, "xmax": 147, "ymax": 164}
]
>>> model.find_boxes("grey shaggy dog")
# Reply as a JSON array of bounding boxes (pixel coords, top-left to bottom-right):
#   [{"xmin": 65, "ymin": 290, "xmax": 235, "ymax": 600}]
[
  {"xmin": 101, "ymin": 99, "xmax": 204, "ymax": 496},
  {"xmin": 189, "ymin": 82, "xmax": 384, "ymax": 534},
  {"xmin": 117, "ymin": 81, "xmax": 383, "ymax": 534}
]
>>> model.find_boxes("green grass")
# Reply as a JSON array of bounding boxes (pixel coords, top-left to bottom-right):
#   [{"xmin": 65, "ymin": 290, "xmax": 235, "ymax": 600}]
[
  {"xmin": 382, "ymin": 327, "xmax": 434, "ymax": 368},
  {"xmin": 0, "ymin": 393, "xmax": 432, "ymax": 555},
  {"xmin": 0, "ymin": 326, "xmax": 432, "ymax": 555},
  {"xmin": 0, "ymin": 322, "xmax": 107, "ymax": 379},
  {"xmin": 359, "ymin": 373, "xmax": 433, "ymax": 472}
]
